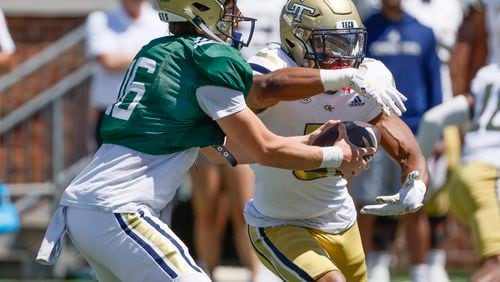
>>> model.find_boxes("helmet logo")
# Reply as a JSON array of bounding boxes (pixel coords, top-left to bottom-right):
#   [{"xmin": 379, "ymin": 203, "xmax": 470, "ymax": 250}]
[{"xmin": 284, "ymin": 1, "xmax": 315, "ymax": 22}]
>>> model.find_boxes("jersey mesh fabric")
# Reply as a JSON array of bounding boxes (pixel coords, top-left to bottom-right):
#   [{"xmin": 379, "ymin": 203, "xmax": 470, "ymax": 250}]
[{"xmin": 100, "ymin": 35, "xmax": 253, "ymax": 155}]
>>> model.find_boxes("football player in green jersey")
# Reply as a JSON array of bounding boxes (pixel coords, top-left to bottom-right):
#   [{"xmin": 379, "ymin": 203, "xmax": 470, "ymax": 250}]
[{"xmin": 36, "ymin": 0, "xmax": 379, "ymax": 281}]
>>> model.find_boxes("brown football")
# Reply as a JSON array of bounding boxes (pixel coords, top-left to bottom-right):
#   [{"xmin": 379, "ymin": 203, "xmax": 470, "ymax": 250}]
[{"xmin": 312, "ymin": 121, "xmax": 381, "ymax": 149}]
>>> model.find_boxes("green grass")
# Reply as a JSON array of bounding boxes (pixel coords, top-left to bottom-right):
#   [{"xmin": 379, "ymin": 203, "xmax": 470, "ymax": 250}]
[{"xmin": 392, "ymin": 269, "xmax": 472, "ymax": 282}]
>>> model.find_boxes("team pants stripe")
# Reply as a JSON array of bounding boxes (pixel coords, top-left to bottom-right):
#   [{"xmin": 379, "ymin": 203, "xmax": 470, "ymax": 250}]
[
  {"xmin": 246, "ymin": 225, "xmax": 282, "ymax": 276},
  {"xmin": 114, "ymin": 211, "xmax": 202, "ymax": 279},
  {"xmin": 140, "ymin": 212, "xmax": 202, "ymax": 273},
  {"xmin": 114, "ymin": 213, "xmax": 178, "ymax": 279},
  {"xmin": 249, "ymin": 226, "xmax": 313, "ymax": 281}
]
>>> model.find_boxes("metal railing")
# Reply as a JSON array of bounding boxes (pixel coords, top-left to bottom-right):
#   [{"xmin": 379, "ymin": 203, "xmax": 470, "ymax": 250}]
[{"xmin": 0, "ymin": 24, "xmax": 94, "ymax": 213}]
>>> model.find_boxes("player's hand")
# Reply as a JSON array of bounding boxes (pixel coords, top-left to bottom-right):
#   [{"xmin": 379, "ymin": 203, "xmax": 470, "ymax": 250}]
[
  {"xmin": 306, "ymin": 120, "xmax": 341, "ymax": 145},
  {"xmin": 350, "ymin": 59, "xmax": 407, "ymax": 116},
  {"xmin": 334, "ymin": 123, "xmax": 376, "ymax": 176},
  {"xmin": 360, "ymin": 170, "xmax": 426, "ymax": 216}
]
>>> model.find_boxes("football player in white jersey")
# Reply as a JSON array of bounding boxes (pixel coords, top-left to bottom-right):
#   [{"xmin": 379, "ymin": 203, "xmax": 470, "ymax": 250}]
[
  {"xmin": 418, "ymin": 64, "xmax": 500, "ymax": 282},
  {"xmin": 222, "ymin": 0, "xmax": 429, "ymax": 281}
]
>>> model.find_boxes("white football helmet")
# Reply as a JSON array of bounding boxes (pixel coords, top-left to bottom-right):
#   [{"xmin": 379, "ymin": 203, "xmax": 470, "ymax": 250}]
[
  {"xmin": 280, "ymin": 0, "xmax": 367, "ymax": 68},
  {"xmin": 157, "ymin": 0, "xmax": 256, "ymax": 49}
]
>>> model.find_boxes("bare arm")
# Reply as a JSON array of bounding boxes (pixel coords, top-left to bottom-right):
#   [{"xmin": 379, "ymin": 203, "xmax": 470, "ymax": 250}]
[
  {"xmin": 247, "ymin": 68, "xmax": 325, "ymax": 111},
  {"xmin": 371, "ymin": 114, "xmax": 429, "ymax": 187},
  {"xmin": 360, "ymin": 114, "xmax": 429, "ymax": 216},
  {"xmin": 96, "ymin": 53, "xmax": 136, "ymax": 72},
  {"xmin": 211, "ymin": 108, "xmax": 373, "ymax": 171},
  {"xmin": 216, "ymin": 107, "xmax": 323, "ymax": 169},
  {"xmin": 202, "ymin": 119, "xmax": 340, "ymax": 165}
]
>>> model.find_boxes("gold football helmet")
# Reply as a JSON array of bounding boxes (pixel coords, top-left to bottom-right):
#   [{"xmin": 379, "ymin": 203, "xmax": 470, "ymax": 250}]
[
  {"xmin": 280, "ymin": 0, "xmax": 367, "ymax": 68},
  {"xmin": 157, "ymin": 0, "xmax": 255, "ymax": 49}
]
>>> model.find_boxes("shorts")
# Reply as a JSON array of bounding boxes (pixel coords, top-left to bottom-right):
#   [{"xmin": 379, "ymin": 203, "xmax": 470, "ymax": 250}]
[
  {"xmin": 423, "ymin": 126, "xmax": 462, "ymax": 216},
  {"xmin": 247, "ymin": 223, "xmax": 366, "ymax": 281},
  {"xmin": 448, "ymin": 162, "xmax": 500, "ymax": 260}
]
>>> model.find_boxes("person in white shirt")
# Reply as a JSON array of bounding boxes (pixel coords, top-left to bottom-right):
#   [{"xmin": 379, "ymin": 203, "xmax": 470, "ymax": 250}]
[
  {"xmin": 85, "ymin": 0, "xmax": 167, "ymax": 147},
  {"xmin": 0, "ymin": 8, "xmax": 15, "ymax": 74}
]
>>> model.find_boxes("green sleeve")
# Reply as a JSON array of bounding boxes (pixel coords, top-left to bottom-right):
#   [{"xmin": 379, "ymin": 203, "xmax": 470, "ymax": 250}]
[{"xmin": 194, "ymin": 42, "xmax": 254, "ymax": 96}]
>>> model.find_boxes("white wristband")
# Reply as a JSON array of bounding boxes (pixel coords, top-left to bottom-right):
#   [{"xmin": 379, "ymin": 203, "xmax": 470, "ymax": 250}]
[
  {"xmin": 320, "ymin": 146, "xmax": 343, "ymax": 168},
  {"xmin": 320, "ymin": 68, "xmax": 356, "ymax": 92}
]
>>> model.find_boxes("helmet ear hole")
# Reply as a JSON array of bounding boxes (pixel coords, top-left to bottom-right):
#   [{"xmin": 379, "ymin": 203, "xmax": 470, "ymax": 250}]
[
  {"xmin": 285, "ymin": 39, "xmax": 296, "ymax": 48},
  {"xmin": 192, "ymin": 2, "xmax": 210, "ymax": 11}
]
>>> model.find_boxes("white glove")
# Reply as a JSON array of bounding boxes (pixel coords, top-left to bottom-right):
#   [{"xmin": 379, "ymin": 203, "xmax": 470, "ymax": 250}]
[
  {"xmin": 360, "ymin": 170, "xmax": 426, "ymax": 216},
  {"xmin": 351, "ymin": 58, "xmax": 407, "ymax": 116}
]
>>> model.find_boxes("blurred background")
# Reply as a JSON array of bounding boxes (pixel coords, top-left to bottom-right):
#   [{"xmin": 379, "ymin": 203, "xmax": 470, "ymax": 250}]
[{"xmin": 0, "ymin": 0, "xmax": 490, "ymax": 281}]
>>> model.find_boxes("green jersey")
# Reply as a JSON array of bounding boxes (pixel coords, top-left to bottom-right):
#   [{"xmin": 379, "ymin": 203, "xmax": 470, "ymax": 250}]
[{"xmin": 100, "ymin": 35, "xmax": 253, "ymax": 155}]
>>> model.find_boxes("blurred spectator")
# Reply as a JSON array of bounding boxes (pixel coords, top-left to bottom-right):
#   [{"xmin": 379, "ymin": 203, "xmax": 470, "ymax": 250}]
[
  {"xmin": 0, "ymin": 183, "xmax": 20, "ymax": 234},
  {"xmin": 400, "ymin": 1, "xmax": 463, "ymax": 281},
  {"xmin": 0, "ymin": 8, "xmax": 15, "ymax": 74},
  {"xmin": 484, "ymin": 0, "xmax": 500, "ymax": 66},
  {"xmin": 85, "ymin": 0, "xmax": 167, "ymax": 148},
  {"xmin": 237, "ymin": 0, "xmax": 285, "ymax": 59},
  {"xmin": 353, "ymin": 0, "xmax": 381, "ymax": 20},
  {"xmin": 349, "ymin": 0, "xmax": 442, "ymax": 281},
  {"xmin": 449, "ymin": 0, "xmax": 488, "ymax": 95},
  {"xmin": 190, "ymin": 156, "xmax": 259, "ymax": 280},
  {"xmin": 402, "ymin": 0, "xmax": 462, "ymax": 101}
]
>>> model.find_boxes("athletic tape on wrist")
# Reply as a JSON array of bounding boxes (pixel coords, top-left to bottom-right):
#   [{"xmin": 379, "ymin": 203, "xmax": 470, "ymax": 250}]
[
  {"xmin": 320, "ymin": 146, "xmax": 343, "ymax": 168},
  {"xmin": 320, "ymin": 68, "xmax": 356, "ymax": 92}
]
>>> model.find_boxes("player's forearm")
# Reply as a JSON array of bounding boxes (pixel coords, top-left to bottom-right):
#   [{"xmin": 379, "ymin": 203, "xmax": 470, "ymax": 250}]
[
  {"xmin": 253, "ymin": 68, "xmax": 324, "ymax": 99},
  {"xmin": 248, "ymin": 67, "xmax": 354, "ymax": 111},
  {"xmin": 389, "ymin": 134, "xmax": 429, "ymax": 188},
  {"xmin": 97, "ymin": 53, "xmax": 136, "ymax": 72},
  {"xmin": 217, "ymin": 108, "xmax": 338, "ymax": 170},
  {"xmin": 248, "ymin": 68, "xmax": 323, "ymax": 110},
  {"xmin": 376, "ymin": 115, "xmax": 430, "ymax": 187},
  {"xmin": 253, "ymin": 139, "xmax": 325, "ymax": 169}
]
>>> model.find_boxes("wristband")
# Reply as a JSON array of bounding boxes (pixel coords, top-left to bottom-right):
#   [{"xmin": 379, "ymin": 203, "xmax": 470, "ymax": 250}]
[
  {"xmin": 320, "ymin": 68, "xmax": 356, "ymax": 92},
  {"xmin": 320, "ymin": 146, "xmax": 343, "ymax": 168}
]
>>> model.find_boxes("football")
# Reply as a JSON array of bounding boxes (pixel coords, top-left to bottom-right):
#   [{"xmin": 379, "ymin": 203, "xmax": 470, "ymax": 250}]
[
  {"xmin": 293, "ymin": 121, "xmax": 380, "ymax": 180},
  {"xmin": 312, "ymin": 121, "xmax": 381, "ymax": 149}
]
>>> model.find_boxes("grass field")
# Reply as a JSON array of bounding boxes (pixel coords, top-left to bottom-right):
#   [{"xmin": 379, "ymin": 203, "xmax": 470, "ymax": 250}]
[
  {"xmin": 392, "ymin": 269, "xmax": 472, "ymax": 282},
  {"xmin": 0, "ymin": 267, "xmax": 473, "ymax": 281}
]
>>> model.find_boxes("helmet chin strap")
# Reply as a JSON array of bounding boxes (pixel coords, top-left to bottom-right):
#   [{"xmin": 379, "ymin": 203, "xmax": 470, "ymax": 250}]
[
  {"xmin": 229, "ymin": 31, "xmax": 243, "ymax": 49},
  {"xmin": 183, "ymin": 9, "xmax": 226, "ymax": 44}
]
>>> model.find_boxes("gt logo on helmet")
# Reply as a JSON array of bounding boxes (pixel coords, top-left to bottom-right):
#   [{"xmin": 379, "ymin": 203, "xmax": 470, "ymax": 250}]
[{"xmin": 284, "ymin": 2, "xmax": 316, "ymax": 22}]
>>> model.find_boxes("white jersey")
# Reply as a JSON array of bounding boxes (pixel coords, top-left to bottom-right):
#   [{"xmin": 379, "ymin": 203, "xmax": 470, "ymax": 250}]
[
  {"xmin": 244, "ymin": 45, "xmax": 383, "ymax": 233},
  {"xmin": 484, "ymin": 0, "xmax": 500, "ymax": 65},
  {"xmin": 462, "ymin": 63, "xmax": 500, "ymax": 169}
]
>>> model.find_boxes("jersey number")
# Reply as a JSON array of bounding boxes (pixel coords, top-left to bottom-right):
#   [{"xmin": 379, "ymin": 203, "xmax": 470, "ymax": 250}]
[
  {"xmin": 106, "ymin": 57, "xmax": 157, "ymax": 121},
  {"xmin": 469, "ymin": 83, "xmax": 500, "ymax": 132}
]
